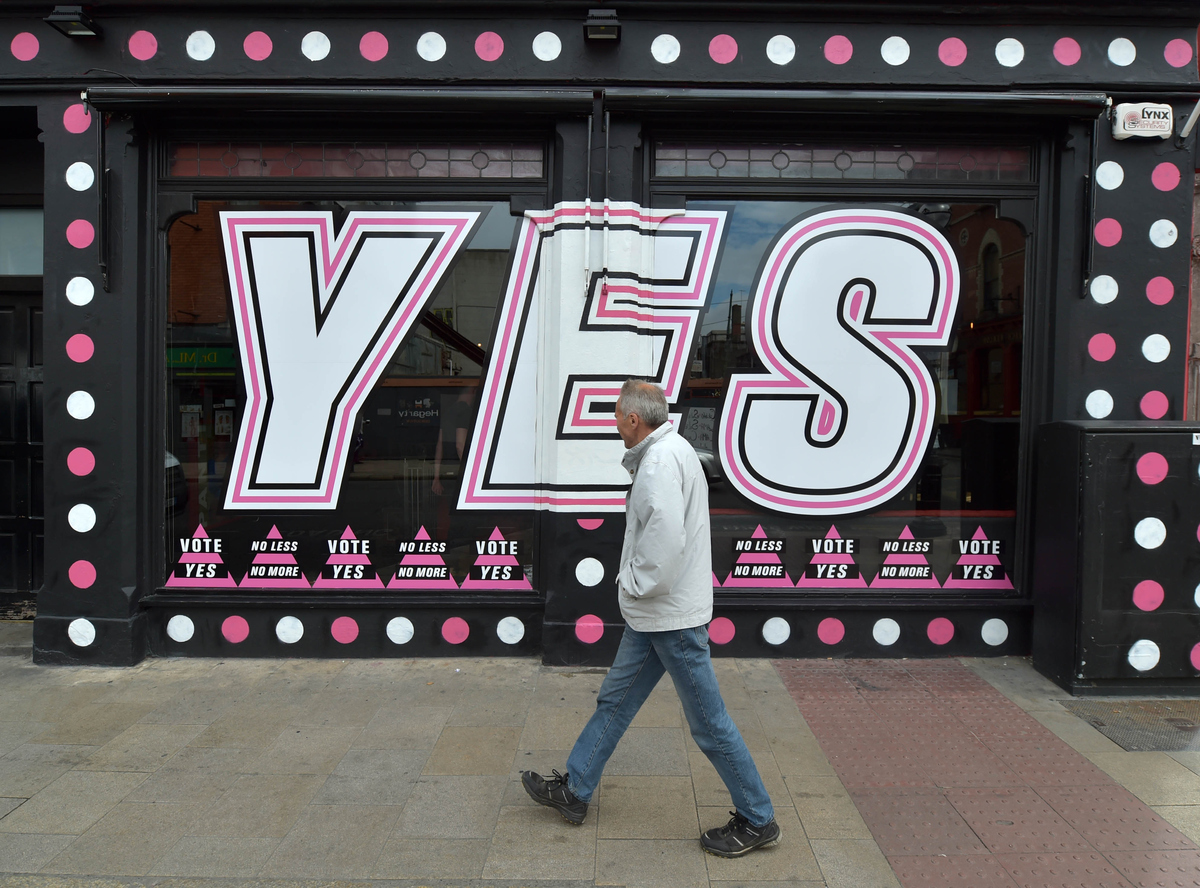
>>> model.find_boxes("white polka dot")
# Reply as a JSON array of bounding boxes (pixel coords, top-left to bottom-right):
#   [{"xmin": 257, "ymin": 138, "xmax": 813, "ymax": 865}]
[
  {"xmin": 1089, "ymin": 275, "xmax": 1118, "ymax": 304},
  {"xmin": 575, "ymin": 557, "xmax": 604, "ymax": 587},
  {"xmin": 1150, "ymin": 220, "xmax": 1178, "ymax": 248},
  {"xmin": 981, "ymin": 618, "xmax": 1009, "ymax": 646},
  {"xmin": 1142, "ymin": 334, "xmax": 1171, "ymax": 363},
  {"xmin": 387, "ymin": 616, "xmax": 415, "ymax": 644},
  {"xmin": 65, "ymin": 162, "xmax": 94, "ymax": 191},
  {"xmin": 68, "ymin": 618, "xmax": 96, "ymax": 647},
  {"xmin": 67, "ymin": 391, "xmax": 95, "ymax": 420},
  {"xmin": 532, "ymin": 31, "xmax": 561, "ymax": 61},
  {"xmin": 497, "ymin": 616, "xmax": 525, "ymax": 644},
  {"xmin": 166, "ymin": 614, "xmax": 194, "ymax": 643},
  {"xmin": 1194, "ymin": 582, "xmax": 1200, "ymax": 608},
  {"xmin": 1095, "ymin": 161, "xmax": 1124, "ymax": 190},
  {"xmin": 762, "ymin": 617, "xmax": 790, "ymax": 645},
  {"xmin": 1134, "ymin": 517, "xmax": 1166, "ymax": 549},
  {"xmin": 995, "ymin": 38, "xmax": 1024, "ymax": 67},
  {"xmin": 651, "ymin": 34, "xmax": 681, "ymax": 64},
  {"xmin": 275, "ymin": 616, "xmax": 304, "ymax": 644},
  {"xmin": 1108, "ymin": 37, "xmax": 1136, "ymax": 66},
  {"xmin": 301, "ymin": 31, "xmax": 331, "ymax": 61},
  {"xmin": 68, "ymin": 503, "xmax": 95, "ymax": 533},
  {"xmin": 766, "ymin": 34, "xmax": 795, "ymax": 65},
  {"xmin": 66, "ymin": 276, "xmax": 94, "ymax": 306},
  {"xmin": 417, "ymin": 32, "xmax": 446, "ymax": 62},
  {"xmin": 1085, "ymin": 390, "xmax": 1113, "ymax": 418},
  {"xmin": 1127, "ymin": 638, "xmax": 1160, "ymax": 672},
  {"xmin": 186, "ymin": 30, "xmax": 215, "ymax": 61},
  {"xmin": 880, "ymin": 35, "xmax": 910, "ymax": 66},
  {"xmin": 873, "ymin": 618, "xmax": 900, "ymax": 646}
]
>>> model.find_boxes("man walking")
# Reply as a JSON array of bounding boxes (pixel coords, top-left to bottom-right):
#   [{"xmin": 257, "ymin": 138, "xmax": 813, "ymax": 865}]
[{"xmin": 522, "ymin": 379, "xmax": 779, "ymax": 858}]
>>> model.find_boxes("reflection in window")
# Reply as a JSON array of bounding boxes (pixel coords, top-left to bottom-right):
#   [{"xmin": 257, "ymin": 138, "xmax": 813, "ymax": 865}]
[
  {"xmin": 684, "ymin": 199, "xmax": 1025, "ymax": 591},
  {"xmin": 165, "ymin": 200, "xmax": 533, "ymax": 588}
]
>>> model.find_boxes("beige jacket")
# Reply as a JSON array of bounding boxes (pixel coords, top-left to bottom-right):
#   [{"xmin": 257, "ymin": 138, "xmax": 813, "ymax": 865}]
[{"xmin": 616, "ymin": 424, "xmax": 714, "ymax": 632}]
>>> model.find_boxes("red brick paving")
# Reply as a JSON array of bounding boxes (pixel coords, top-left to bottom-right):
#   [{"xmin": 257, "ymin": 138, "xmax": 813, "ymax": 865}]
[{"xmin": 774, "ymin": 659, "xmax": 1200, "ymax": 888}]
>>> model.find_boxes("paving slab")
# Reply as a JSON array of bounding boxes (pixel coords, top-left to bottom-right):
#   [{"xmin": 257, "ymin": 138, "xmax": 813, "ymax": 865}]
[
  {"xmin": 0, "ymin": 770, "xmax": 147, "ymax": 835},
  {"xmin": 423, "ymin": 725, "xmax": 522, "ymax": 775},
  {"xmin": 38, "ymin": 801, "xmax": 202, "ymax": 876},
  {"xmin": 184, "ymin": 773, "xmax": 324, "ymax": 838},
  {"xmin": 147, "ymin": 835, "xmax": 280, "ymax": 877},
  {"xmin": 483, "ymin": 804, "xmax": 597, "ymax": 881},
  {"xmin": 595, "ymin": 838, "xmax": 712, "ymax": 888},
  {"xmin": 257, "ymin": 803, "xmax": 401, "ymax": 879}
]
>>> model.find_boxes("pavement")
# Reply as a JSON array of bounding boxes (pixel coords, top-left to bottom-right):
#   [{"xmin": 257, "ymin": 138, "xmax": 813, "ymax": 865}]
[{"xmin": 1, "ymin": 619, "xmax": 1200, "ymax": 888}]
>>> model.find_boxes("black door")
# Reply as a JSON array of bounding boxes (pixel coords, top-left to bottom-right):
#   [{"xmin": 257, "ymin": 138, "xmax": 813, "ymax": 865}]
[{"xmin": 0, "ymin": 281, "xmax": 44, "ymax": 615}]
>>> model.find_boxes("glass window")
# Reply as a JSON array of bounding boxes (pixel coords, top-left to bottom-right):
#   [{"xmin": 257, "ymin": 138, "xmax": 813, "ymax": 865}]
[
  {"xmin": 165, "ymin": 199, "xmax": 534, "ymax": 592},
  {"xmin": 682, "ymin": 199, "xmax": 1026, "ymax": 592},
  {"xmin": 0, "ymin": 209, "xmax": 43, "ymax": 275}
]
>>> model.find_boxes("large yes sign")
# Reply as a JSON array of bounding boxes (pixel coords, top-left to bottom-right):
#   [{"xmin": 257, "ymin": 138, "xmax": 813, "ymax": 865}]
[
  {"xmin": 719, "ymin": 209, "xmax": 960, "ymax": 515},
  {"xmin": 220, "ymin": 211, "xmax": 480, "ymax": 509}
]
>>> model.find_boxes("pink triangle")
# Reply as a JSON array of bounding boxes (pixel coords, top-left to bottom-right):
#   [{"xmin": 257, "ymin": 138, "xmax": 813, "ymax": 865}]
[
  {"xmin": 826, "ymin": 525, "xmax": 842, "ymax": 539},
  {"xmin": 750, "ymin": 525, "xmax": 768, "ymax": 539},
  {"xmin": 341, "ymin": 526, "xmax": 356, "ymax": 540},
  {"xmin": 415, "ymin": 526, "xmax": 431, "ymax": 541},
  {"xmin": 193, "ymin": 524, "xmax": 209, "ymax": 539},
  {"xmin": 972, "ymin": 526, "xmax": 989, "ymax": 541},
  {"xmin": 488, "ymin": 527, "xmax": 506, "ymax": 541},
  {"xmin": 899, "ymin": 526, "xmax": 915, "ymax": 540},
  {"xmin": 266, "ymin": 525, "xmax": 282, "ymax": 540}
]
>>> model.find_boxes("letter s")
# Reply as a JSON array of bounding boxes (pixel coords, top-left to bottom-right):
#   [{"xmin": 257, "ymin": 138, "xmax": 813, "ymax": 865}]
[{"xmin": 719, "ymin": 208, "xmax": 960, "ymax": 515}]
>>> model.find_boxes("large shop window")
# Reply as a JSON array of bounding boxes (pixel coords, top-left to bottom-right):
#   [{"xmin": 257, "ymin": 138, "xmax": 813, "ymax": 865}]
[
  {"xmin": 658, "ymin": 140, "xmax": 1031, "ymax": 593},
  {"xmin": 165, "ymin": 197, "xmax": 534, "ymax": 593}
]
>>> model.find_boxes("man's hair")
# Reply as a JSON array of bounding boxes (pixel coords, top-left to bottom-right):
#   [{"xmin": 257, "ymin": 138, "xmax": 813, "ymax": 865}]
[{"xmin": 618, "ymin": 379, "xmax": 669, "ymax": 428}]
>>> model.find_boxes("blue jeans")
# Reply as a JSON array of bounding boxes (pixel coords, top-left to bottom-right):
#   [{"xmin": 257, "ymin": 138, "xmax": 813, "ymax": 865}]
[{"xmin": 565, "ymin": 624, "xmax": 775, "ymax": 827}]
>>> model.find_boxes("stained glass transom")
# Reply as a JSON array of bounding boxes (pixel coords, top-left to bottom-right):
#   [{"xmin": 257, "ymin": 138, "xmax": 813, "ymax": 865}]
[
  {"xmin": 654, "ymin": 144, "xmax": 1031, "ymax": 182},
  {"xmin": 168, "ymin": 142, "xmax": 545, "ymax": 179}
]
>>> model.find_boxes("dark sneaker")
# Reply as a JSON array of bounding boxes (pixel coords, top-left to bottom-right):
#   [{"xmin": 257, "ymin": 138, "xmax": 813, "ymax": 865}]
[
  {"xmin": 701, "ymin": 811, "xmax": 781, "ymax": 857},
  {"xmin": 521, "ymin": 769, "xmax": 588, "ymax": 825}
]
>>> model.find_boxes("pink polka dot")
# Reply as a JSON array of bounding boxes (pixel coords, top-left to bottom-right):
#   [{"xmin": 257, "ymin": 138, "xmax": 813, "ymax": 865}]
[
  {"xmin": 927, "ymin": 617, "xmax": 954, "ymax": 645},
  {"xmin": 1151, "ymin": 162, "xmax": 1181, "ymax": 192},
  {"xmin": 1132, "ymin": 580, "xmax": 1165, "ymax": 612},
  {"xmin": 709, "ymin": 617, "xmax": 735, "ymax": 645},
  {"xmin": 128, "ymin": 30, "xmax": 157, "ymax": 61},
  {"xmin": 1054, "ymin": 37, "xmax": 1081, "ymax": 65},
  {"xmin": 442, "ymin": 616, "xmax": 469, "ymax": 644},
  {"xmin": 1146, "ymin": 277, "xmax": 1174, "ymax": 305},
  {"xmin": 1165, "ymin": 38, "xmax": 1194, "ymax": 68},
  {"xmin": 67, "ymin": 220, "xmax": 95, "ymax": 249},
  {"xmin": 360, "ymin": 31, "xmax": 388, "ymax": 61},
  {"xmin": 1136, "ymin": 452, "xmax": 1169, "ymax": 484},
  {"xmin": 939, "ymin": 37, "xmax": 967, "ymax": 66},
  {"xmin": 1191, "ymin": 643, "xmax": 1200, "ymax": 671},
  {"xmin": 10, "ymin": 32, "xmax": 38, "ymax": 62},
  {"xmin": 221, "ymin": 615, "xmax": 250, "ymax": 643},
  {"xmin": 475, "ymin": 32, "xmax": 504, "ymax": 62},
  {"xmin": 66, "ymin": 334, "xmax": 94, "ymax": 363},
  {"xmin": 708, "ymin": 34, "xmax": 738, "ymax": 64},
  {"xmin": 68, "ymin": 559, "xmax": 96, "ymax": 589},
  {"xmin": 1087, "ymin": 333, "xmax": 1115, "ymax": 362},
  {"xmin": 824, "ymin": 35, "xmax": 853, "ymax": 65},
  {"xmin": 67, "ymin": 447, "xmax": 95, "ymax": 476},
  {"xmin": 1141, "ymin": 391, "xmax": 1169, "ymax": 419},
  {"xmin": 331, "ymin": 616, "xmax": 359, "ymax": 644},
  {"xmin": 63, "ymin": 104, "xmax": 92, "ymax": 134},
  {"xmin": 577, "ymin": 519, "xmax": 604, "ymax": 531},
  {"xmin": 817, "ymin": 617, "xmax": 845, "ymax": 645},
  {"xmin": 1094, "ymin": 218, "xmax": 1122, "ymax": 247},
  {"xmin": 244, "ymin": 31, "xmax": 272, "ymax": 61},
  {"xmin": 575, "ymin": 614, "xmax": 604, "ymax": 644}
]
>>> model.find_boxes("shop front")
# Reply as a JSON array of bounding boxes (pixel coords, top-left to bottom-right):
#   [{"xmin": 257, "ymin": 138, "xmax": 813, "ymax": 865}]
[{"xmin": 1, "ymin": 2, "xmax": 1197, "ymax": 681}]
